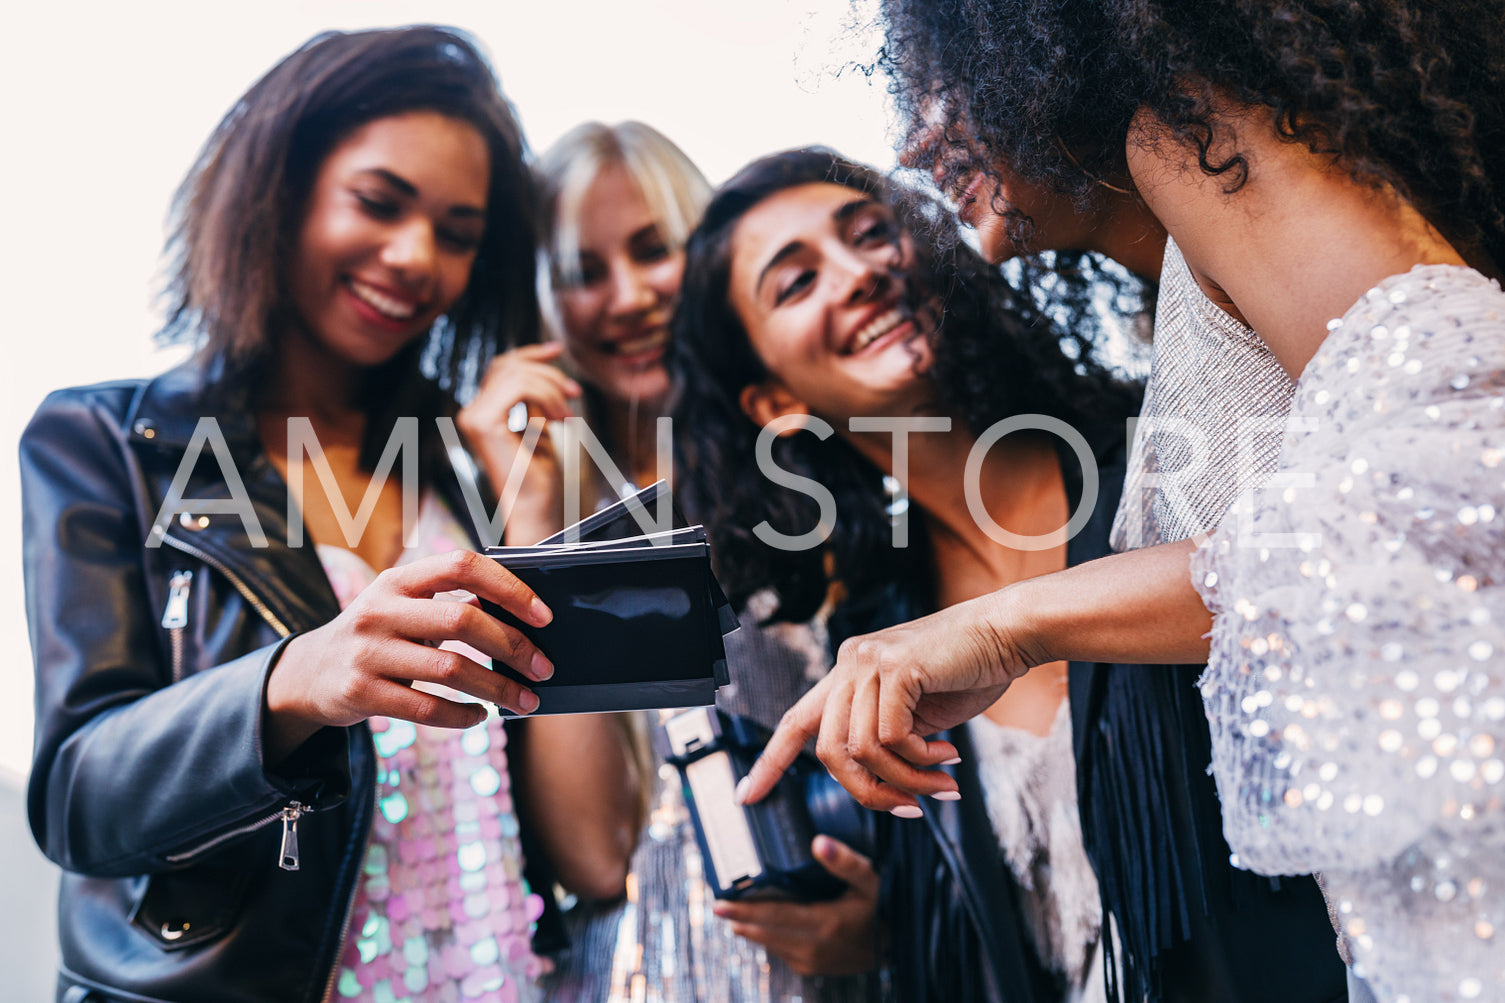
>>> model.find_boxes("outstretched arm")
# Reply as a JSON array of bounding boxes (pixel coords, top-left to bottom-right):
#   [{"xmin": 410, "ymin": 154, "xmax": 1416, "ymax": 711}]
[{"xmin": 740, "ymin": 538, "xmax": 1210, "ymax": 813}]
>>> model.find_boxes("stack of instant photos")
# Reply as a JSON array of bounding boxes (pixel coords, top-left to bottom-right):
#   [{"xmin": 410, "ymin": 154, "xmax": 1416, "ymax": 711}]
[{"xmin": 483, "ymin": 481, "xmax": 737, "ymax": 715}]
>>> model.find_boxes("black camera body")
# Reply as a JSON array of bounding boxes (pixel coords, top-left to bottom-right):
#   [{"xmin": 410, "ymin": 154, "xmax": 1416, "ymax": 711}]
[{"xmin": 656, "ymin": 707, "xmax": 874, "ymax": 901}]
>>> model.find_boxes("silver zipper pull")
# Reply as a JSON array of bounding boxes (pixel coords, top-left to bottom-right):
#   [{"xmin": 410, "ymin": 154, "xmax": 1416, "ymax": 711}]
[
  {"xmin": 161, "ymin": 570, "xmax": 193, "ymax": 629},
  {"xmin": 278, "ymin": 802, "xmax": 304, "ymax": 871}
]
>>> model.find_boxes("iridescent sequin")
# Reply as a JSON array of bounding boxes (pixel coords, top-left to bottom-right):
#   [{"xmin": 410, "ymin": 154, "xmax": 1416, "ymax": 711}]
[
  {"xmin": 320, "ymin": 494, "xmax": 545, "ymax": 1002},
  {"xmin": 1194, "ymin": 265, "xmax": 1505, "ymax": 1001}
]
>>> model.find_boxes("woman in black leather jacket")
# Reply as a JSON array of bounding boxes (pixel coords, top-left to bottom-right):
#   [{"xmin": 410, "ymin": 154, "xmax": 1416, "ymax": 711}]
[
  {"xmin": 21, "ymin": 26, "xmax": 641, "ymax": 1003},
  {"xmin": 670, "ymin": 149, "xmax": 1141, "ymax": 1002}
]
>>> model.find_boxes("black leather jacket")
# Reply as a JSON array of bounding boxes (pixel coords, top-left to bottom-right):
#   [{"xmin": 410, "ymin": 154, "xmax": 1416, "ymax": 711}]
[{"xmin": 21, "ymin": 364, "xmax": 532, "ymax": 1003}]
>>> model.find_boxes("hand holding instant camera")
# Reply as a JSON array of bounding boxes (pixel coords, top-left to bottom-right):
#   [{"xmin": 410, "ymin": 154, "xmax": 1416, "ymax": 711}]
[
  {"xmin": 656, "ymin": 707, "xmax": 876, "ymax": 902},
  {"xmin": 711, "ymin": 834, "xmax": 881, "ymax": 976},
  {"xmin": 264, "ymin": 550, "xmax": 555, "ymax": 763}
]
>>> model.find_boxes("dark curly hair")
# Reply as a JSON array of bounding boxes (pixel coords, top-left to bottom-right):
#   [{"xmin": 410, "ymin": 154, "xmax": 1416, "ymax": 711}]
[
  {"xmin": 669, "ymin": 149, "xmax": 1140, "ymax": 624},
  {"xmin": 878, "ymin": 0, "xmax": 1155, "ymax": 367},
  {"xmin": 159, "ymin": 25, "xmax": 539, "ymax": 419},
  {"xmin": 881, "ymin": 0, "xmax": 1140, "ymax": 230},
  {"xmin": 878, "ymin": 0, "xmax": 1505, "ymax": 271},
  {"xmin": 1128, "ymin": 0, "xmax": 1505, "ymax": 271}
]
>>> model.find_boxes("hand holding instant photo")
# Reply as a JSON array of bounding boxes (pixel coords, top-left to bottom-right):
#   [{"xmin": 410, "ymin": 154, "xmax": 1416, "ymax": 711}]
[{"xmin": 481, "ymin": 481, "xmax": 737, "ymax": 715}]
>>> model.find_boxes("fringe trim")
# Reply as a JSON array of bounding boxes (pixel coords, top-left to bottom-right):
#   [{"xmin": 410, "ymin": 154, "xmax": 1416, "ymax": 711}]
[{"xmin": 1081, "ymin": 664, "xmax": 1218, "ymax": 1002}]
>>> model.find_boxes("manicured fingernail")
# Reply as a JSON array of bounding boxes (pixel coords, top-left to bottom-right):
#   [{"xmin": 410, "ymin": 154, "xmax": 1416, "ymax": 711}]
[
  {"xmin": 890, "ymin": 804, "xmax": 923, "ymax": 819},
  {"xmin": 734, "ymin": 777, "xmax": 752, "ymax": 805},
  {"xmin": 518, "ymin": 690, "xmax": 540, "ymax": 714},
  {"xmin": 932, "ymin": 790, "xmax": 961, "ymax": 801},
  {"xmin": 711, "ymin": 902, "xmax": 731, "ymax": 917},
  {"xmin": 813, "ymin": 835, "xmax": 836, "ymax": 860},
  {"xmin": 530, "ymin": 651, "xmax": 554, "ymax": 681},
  {"xmin": 939, "ymin": 757, "xmax": 962, "ymax": 766},
  {"xmin": 529, "ymin": 598, "xmax": 552, "ymax": 626}
]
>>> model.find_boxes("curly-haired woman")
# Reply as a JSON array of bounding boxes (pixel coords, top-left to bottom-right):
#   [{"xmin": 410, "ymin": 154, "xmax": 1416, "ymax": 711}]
[
  {"xmin": 745, "ymin": 4, "xmax": 1505, "ymax": 1001},
  {"xmin": 672, "ymin": 148, "xmax": 1146, "ymax": 1002}
]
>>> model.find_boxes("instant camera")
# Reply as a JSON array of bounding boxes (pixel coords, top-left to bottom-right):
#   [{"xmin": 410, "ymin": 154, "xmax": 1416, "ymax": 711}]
[{"xmin": 656, "ymin": 706, "xmax": 875, "ymax": 901}]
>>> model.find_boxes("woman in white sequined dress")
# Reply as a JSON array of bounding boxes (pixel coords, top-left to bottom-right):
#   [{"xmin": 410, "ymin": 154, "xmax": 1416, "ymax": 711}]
[{"xmin": 742, "ymin": 4, "xmax": 1505, "ymax": 1001}]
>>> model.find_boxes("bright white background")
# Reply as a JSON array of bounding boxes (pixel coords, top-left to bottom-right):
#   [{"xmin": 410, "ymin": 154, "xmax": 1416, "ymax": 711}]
[{"xmin": 0, "ymin": 0, "xmax": 897, "ymax": 782}]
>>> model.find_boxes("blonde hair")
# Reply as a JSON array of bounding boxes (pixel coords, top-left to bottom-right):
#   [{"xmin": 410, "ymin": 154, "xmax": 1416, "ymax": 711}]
[
  {"xmin": 534, "ymin": 121, "xmax": 711, "ymax": 335},
  {"xmin": 531, "ymin": 126, "xmax": 709, "ymax": 824}
]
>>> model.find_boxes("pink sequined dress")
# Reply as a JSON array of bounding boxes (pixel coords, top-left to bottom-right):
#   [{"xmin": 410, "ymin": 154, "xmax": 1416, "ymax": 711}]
[{"xmin": 317, "ymin": 492, "xmax": 547, "ymax": 1003}]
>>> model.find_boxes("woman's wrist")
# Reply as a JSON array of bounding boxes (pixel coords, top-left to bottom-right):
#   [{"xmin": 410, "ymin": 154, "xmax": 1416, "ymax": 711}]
[
  {"xmin": 979, "ymin": 582, "xmax": 1049, "ymax": 683},
  {"xmin": 263, "ymin": 633, "xmax": 329, "ymax": 766},
  {"xmin": 982, "ymin": 542, "xmax": 1214, "ymax": 668}
]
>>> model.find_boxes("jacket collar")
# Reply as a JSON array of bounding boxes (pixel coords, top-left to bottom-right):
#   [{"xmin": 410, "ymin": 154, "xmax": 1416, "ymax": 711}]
[
  {"xmin": 127, "ymin": 357, "xmax": 338, "ymax": 635},
  {"xmin": 125, "ymin": 357, "xmax": 259, "ymax": 451},
  {"xmin": 128, "ymin": 358, "xmax": 499, "ymax": 635}
]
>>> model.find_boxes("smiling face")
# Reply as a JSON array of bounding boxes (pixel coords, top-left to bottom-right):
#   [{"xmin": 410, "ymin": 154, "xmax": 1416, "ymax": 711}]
[
  {"xmin": 285, "ymin": 110, "xmax": 490, "ymax": 370},
  {"xmin": 728, "ymin": 182, "xmax": 936, "ymax": 426},
  {"xmin": 554, "ymin": 164, "xmax": 683, "ymax": 408}
]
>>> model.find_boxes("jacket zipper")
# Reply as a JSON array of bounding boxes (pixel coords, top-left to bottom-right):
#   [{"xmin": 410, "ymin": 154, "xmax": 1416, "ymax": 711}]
[
  {"xmin": 153, "ymin": 546, "xmax": 309, "ymax": 870},
  {"xmin": 159, "ymin": 527, "xmax": 364, "ymax": 997},
  {"xmin": 278, "ymin": 803, "xmax": 304, "ymax": 871},
  {"xmin": 159, "ymin": 534, "xmax": 292, "ymax": 638},
  {"xmin": 163, "ymin": 800, "xmax": 306, "ymax": 869},
  {"xmin": 161, "ymin": 570, "xmax": 193, "ymax": 683}
]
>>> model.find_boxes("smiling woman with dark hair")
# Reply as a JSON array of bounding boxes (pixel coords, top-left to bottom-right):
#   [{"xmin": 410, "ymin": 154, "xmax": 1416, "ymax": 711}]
[
  {"xmin": 673, "ymin": 150, "xmax": 1138, "ymax": 628},
  {"xmin": 21, "ymin": 26, "xmax": 641, "ymax": 1003},
  {"xmin": 160, "ymin": 26, "xmax": 540, "ymax": 392},
  {"xmin": 672, "ymin": 147, "xmax": 1140, "ymax": 1002}
]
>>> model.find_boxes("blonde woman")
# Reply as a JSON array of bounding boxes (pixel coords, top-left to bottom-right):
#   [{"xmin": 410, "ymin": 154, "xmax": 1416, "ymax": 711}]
[
  {"xmin": 459, "ymin": 121, "xmax": 710, "ymax": 544},
  {"xmin": 468, "ymin": 122, "xmax": 877, "ymax": 1001}
]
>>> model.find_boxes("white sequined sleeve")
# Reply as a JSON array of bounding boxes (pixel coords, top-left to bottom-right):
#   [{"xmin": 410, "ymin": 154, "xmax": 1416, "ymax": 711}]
[{"xmin": 1192, "ymin": 265, "xmax": 1505, "ymax": 878}]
